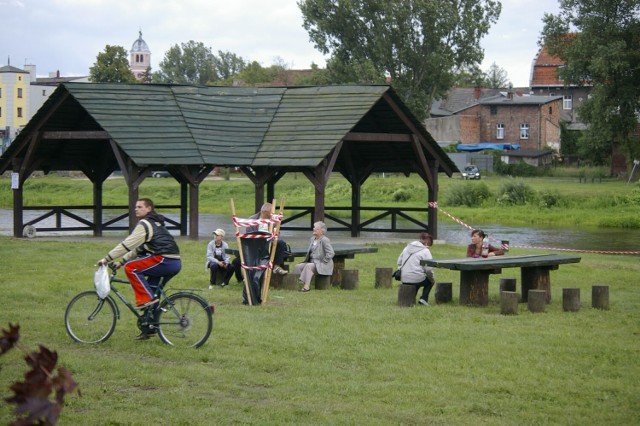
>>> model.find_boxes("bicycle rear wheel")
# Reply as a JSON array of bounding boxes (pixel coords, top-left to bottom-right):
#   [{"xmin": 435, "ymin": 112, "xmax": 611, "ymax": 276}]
[
  {"xmin": 156, "ymin": 292, "xmax": 213, "ymax": 348},
  {"xmin": 65, "ymin": 291, "xmax": 117, "ymax": 344}
]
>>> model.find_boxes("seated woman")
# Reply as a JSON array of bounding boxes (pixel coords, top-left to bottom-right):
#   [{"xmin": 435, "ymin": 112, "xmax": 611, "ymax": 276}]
[
  {"xmin": 397, "ymin": 232, "xmax": 435, "ymax": 306},
  {"xmin": 293, "ymin": 221, "xmax": 334, "ymax": 292},
  {"xmin": 206, "ymin": 228, "xmax": 235, "ymax": 289},
  {"xmin": 466, "ymin": 229, "xmax": 504, "ymax": 258}
]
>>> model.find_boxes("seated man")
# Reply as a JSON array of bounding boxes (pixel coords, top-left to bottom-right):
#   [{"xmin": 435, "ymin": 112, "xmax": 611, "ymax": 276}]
[
  {"xmin": 205, "ymin": 228, "xmax": 235, "ymax": 289},
  {"xmin": 246, "ymin": 202, "xmax": 289, "ymax": 275}
]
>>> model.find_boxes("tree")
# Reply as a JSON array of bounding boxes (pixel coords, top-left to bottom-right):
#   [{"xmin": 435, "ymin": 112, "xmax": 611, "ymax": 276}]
[
  {"xmin": 298, "ymin": 0, "xmax": 502, "ymax": 120},
  {"xmin": 213, "ymin": 50, "xmax": 246, "ymax": 81},
  {"xmin": 484, "ymin": 62, "xmax": 510, "ymax": 88},
  {"xmin": 541, "ymin": 0, "xmax": 640, "ymax": 167},
  {"xmin": 154, "ymin": 40, "xmax": 216, "ymax": 85},
  {"xmin": 89, "ymin": 45, "xmax": 136, "ymax": 83}
]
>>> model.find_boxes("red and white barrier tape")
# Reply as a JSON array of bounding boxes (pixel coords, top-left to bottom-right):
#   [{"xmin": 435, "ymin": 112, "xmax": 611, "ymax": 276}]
[
  {"xmin": 232, "ymin": 213, "xmax": 283, "ymax": 228},
  {"xmin": 428, "ymin": 201, "xmax": 640, "ymax": 255},
  {"xmin": 241, "ymin": 261, "xmax": 273, "ymax": 271}
]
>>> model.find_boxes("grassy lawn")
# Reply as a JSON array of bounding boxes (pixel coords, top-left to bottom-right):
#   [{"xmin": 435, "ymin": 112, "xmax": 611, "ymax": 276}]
[{"xmin": 0, "ymin": 237, "xmax": 638, "ymax": 424}]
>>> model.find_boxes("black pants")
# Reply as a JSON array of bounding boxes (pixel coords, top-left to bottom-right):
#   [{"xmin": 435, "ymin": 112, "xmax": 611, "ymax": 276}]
[
  {"xmin": 208, "ymin": 261, "xmax": 235, "ymax": 285},
  {"xmin": 403, "ymin": 276, "xmax": 434, "ymax": 302}
]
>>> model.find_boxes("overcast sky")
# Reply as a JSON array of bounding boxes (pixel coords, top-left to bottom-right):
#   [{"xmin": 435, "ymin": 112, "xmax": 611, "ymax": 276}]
[{"xmin": 2, "ymin": 0, "xmax": 560, "ymax": 87}]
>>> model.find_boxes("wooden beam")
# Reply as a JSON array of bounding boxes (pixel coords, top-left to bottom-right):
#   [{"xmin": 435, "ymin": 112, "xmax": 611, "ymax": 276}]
[
  {"xmin": 344, "ymin": 132, "xmax": 413, "ymax": 142},
  {"xmin": 42, "ymin": 131, "xmax": 110, "ymax": 139},
  {"xmin": 411, "ymin": 134, "xmax": 434, "ymax": 187}
]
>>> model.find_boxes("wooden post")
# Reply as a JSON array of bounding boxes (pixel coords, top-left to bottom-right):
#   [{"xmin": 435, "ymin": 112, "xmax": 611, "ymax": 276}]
[
  {"xmin": 231, "ymin": 198, "xmax": 252, "ymax": 306},
  {"xmin": 528, "ymin": 290, "xmax": 546, "ymax": 313},
  {"xmin": 500, "ymin": 291, "xmax": 519, "ymax": 315},
  {"xmin": 592, "ymin": 285, "xmax": 609, "ymax": 310},
  {"xmin": 521, "ymin": 266, "xmax": 552, "ymax": 303},
  {"xmin": 562, "ymin": 288, "xmax": 581, "ymax": 312},
  {"xmin": 340, "ymin": 270, "xmax": 359, "ymax": 290},
  {"xmin": 261, "ymin": 198, "xmax": 285, "ymax": 305},
  {"xmin": 459, "ymin": 270, "xmax": 490, "ymax": 306},
  {"xmin": 398, "ymin": 284, "xmax": 418, "ymax": 307},
  {"xmin": 331, "ymin": 257, "xmax": 346, "ymax": 286},
  {"xmin": 314, "ymin": 275, "xmax": 331, "ymax": 290},
  {"xmin": 499, "ymin": 277, "xmax": 517, "ymax": 293},
  {"xmin": 434, "ymin": 282, "xmax": 452, "ymax": 304},
  {"xmin": 375, "ymin": 267, "xmax": 393, "ymax": 289},
  {"xmin": 273, "ymin": 273, "xmax": 300, "ymax": 291}
]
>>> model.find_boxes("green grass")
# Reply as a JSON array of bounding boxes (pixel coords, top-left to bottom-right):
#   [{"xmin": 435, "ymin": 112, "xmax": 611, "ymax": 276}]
[{"xmin": 0, "ymin": 237, "xmax": 638, "ymax": 424}]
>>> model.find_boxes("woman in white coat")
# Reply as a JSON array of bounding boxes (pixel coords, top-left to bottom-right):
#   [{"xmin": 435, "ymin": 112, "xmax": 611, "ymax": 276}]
[
  {"xmin": 397, "ymin": 232, "xmax": 435, "ymax": 306},
  {"xmin": 293, "ymin": 221, "xmax": 335, "ymax": 292}
]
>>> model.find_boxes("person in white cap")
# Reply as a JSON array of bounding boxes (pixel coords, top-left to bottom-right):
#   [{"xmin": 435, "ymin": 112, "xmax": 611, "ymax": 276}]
[{"xmin": 206, "ymin": 228, "xmax": 235, "ymax": 289}]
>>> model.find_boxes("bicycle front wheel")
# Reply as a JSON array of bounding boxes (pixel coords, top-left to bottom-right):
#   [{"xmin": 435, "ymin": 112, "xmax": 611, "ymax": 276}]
[
  {"xmin": 65, "ymin": 291, "xmax": 117, "ymax": 344},
  {"xmin": 156, "ymin": 292, "xmax": 213, "ymax": 348}
]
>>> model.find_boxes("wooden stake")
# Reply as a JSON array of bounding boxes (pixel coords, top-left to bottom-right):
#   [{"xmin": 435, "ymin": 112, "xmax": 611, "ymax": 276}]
[
  {"xmin": 231, "ymin": 198, "xmax": 252, "ymax": 306},
  {"xmin": 261, "ymin": 197, "xmax": 286, "ymax": 304}
]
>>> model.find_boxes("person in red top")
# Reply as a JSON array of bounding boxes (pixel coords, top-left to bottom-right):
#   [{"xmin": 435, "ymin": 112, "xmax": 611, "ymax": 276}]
[
  {"xmin": 466, "ymin": 229, "xmax": 504, "ymax": 258},
  {"xmin": 98, "ymin": 198, "xmax": 181, "ymax": 310}
]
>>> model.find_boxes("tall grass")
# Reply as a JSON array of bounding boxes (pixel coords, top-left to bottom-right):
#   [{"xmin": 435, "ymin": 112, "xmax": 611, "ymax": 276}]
[{"xmin": 0, "ymin": 237, "xmax": 638, "ymax": 424}]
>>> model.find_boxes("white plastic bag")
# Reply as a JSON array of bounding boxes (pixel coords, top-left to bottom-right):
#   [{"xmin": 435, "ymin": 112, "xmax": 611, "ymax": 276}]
[{"xmin": 94, "ymin": 265, "xmax": 111, "ymax": 299}]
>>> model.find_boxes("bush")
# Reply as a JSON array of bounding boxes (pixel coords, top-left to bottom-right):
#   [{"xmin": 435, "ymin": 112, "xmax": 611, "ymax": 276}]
[
  {"xmin": 493, "ymin": 156, "xmax": 542, "ymax": 177},
  {"xmin": 444, "ymin": 182, "xmax": 492, "ymax": 207},
  {"xmin": 497, "ymin": 179, "xmax": 535, "ymax": 205},
  {"xmin": 392, "ymin": 188, "xmax": 411, "ymax": 202},
  {"xmin": 538, "ymin": 190, "xmax": 563, "ymax": 208}
]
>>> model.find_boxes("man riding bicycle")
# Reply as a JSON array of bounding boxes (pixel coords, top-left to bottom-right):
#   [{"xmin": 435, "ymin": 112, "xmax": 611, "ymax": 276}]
[{"xmin": 98, "ymin": 198, "xmax": 181, "ymax": 311}]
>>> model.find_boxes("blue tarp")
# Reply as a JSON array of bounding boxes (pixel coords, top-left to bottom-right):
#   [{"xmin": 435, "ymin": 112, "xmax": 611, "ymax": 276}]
[{"xmin": 456, "ymin": 143, "xmax": 520, "ymax": 152}]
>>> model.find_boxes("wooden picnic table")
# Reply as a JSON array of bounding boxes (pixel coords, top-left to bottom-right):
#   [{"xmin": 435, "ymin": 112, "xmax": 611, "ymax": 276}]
[
  {"xmin": 421, "ymin": 254, "xmax": 582, "ymax": 306},
  {"xmin": 227, "ymin": 243, "xmax": 378, "ymax": 285}
]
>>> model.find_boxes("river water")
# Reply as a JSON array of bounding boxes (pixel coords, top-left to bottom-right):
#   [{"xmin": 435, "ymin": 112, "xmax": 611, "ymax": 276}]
[{"xmin": 1, "ymin": 209, "xmax": 638, "ymax": 253}]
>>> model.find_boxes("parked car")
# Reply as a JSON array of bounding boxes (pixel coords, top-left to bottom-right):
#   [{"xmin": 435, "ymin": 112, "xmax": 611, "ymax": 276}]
[
  {"xmin": 152, "ymin": 171, "xmax": 171, "ymax": 178},
  {"xmin": 461, "ymin": 165, "xmax": 481, "ymax": 180}
]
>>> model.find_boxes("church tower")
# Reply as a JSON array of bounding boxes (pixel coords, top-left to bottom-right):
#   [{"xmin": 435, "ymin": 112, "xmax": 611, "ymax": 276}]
[{"xmin": 130, "ymin": 30, "xmax": 151, "ymax": 81}]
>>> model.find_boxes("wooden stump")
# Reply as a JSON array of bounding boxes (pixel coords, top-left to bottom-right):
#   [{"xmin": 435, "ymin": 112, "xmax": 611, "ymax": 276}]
[
  {"xmin": 434, "ymin": 282, "xmax": 452, "ymax": 304},
  {"xmin": 314, "ymin": 274, "xmax": 332, "ymax": 290},
  {"xmin": 398, "ymin": 284, "xmax": 418, "ymax": 307},
  {"xmin": 500, "ymin": 291, "xmax": 519, "ymax": 315},
  {"xmin": 592, "ymin": 285, "xmax": 609, "ymax": 310},
  {"xmin": 527, "ymin": 290, "xmax": 546, "ymax": 313},
  {"xmin": 277, "ymin": 273, "xmax": 301, "ymax": 291},
  {"xmin": 375, "ymin": 267, "xmax": 393, "ymax": 289},
  {"xmin": 500, "ymin": 277, "xmax": 517, "ymax": 293},
  {"xmin": 562, "ymin": 288, "xmax": 581, "ymax": 312},
  {"xmin": 459, "ymin": 270, "xmax": 489, "ymax": 306},
  {"xmin": 340, "ymin": 270, "xmax": 359, "ymax": 290}
]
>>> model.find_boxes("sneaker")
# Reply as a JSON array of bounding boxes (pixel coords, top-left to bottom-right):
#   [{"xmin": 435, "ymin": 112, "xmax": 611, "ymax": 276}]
[
  {"xmin": 135, "ymin": 299, "xmax": 159, "ymax": 310},
  {"xmin": 135, "ymin": 331, "xmax": 156, "ymax": 340},
  {"xmin": 220, "ymin": 282, "xmax": 228, "ymax": 288},
  {"xmin": 273, "ymin": 265, "xmax": 288, "ymax": 275},
  {"xmin": 300, "ymin": 288, "xmax": 310, "ymax": 293},
  {"xmin": 208, "ymin": 284, "xmax": 214, "ymax": 290},
  {"xmin": 419, "ymin": 299, "xmax": 429, "ymax": 306}
]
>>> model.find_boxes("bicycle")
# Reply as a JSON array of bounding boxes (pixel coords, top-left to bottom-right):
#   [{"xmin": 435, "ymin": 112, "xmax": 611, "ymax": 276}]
[{"xmin": 65, "ymin": 264, "xmax": 214, "ymax": 348}]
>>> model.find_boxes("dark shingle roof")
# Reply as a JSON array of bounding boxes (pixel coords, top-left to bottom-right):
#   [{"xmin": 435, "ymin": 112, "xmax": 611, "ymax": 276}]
[{"xmin": 1, "ymin": 82, "xmax": 457, "ymax": 174}]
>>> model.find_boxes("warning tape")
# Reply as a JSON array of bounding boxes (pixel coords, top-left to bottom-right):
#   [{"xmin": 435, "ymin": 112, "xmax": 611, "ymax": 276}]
[{"xmin": 427, "ymin": 201, "xmax": 640, "ymax": 255}]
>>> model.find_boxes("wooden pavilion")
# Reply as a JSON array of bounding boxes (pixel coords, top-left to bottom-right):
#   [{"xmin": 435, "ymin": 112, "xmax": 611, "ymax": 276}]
[{"xmin": 0, "ymin": 83, "xmax": 457, "ymax": 239}]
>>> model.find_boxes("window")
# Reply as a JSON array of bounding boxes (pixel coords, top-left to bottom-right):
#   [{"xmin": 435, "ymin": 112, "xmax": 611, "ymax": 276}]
[
  {"xmin": 17, "ymin": 107, "xmax": 23, "ymax": 117},
  {"xmin": 549, "ymin": 106, "xmax": 552, "ymax": 114},
  {"xmin": 42, "ymin": 90, "xmax": 46, "ymax": 96},
  {"xmin": 0, "ymin": 107, "xmax": 2, "ymax": 117},
  {"xmin": 520, "ymin": 123, "xmax": 529, "ymax": 139},
  {"xmin": 490, "ymin": 105, "xmax": 497, "ymax": 115},
  {"xmin": 496, "ymin": 123, "xmax": 505, "ymax": 139},
  {"xmin": 0, "ymin": 88, "xmax": 2, "ymax": 98},
  {"xmin": 17, "ymin": 88, "xmax": 23, "ymax": 98},
  {"xmin": 563, "ymin": 95, "xmax": 572, "ymax": 110}
]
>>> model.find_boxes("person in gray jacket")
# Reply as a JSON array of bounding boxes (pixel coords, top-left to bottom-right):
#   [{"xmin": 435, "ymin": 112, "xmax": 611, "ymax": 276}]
[
  {"xmin": 397, "ymin": 232, "xmax": 435, "ymax": 306},
  {"xmin": 293, "ymin": 221, "xmax": 334, "ymax": 292}
]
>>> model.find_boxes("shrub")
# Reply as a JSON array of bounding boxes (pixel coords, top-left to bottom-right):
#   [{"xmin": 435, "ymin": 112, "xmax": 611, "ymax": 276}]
[
  {"xmin": 538, "ymin": 190, "xmax": 563, "ymax": 208},
  {"xmin": 392, "ymin": 188, "xmax": 411, "ymax": 202},
  {"xmin": 496, "ymin": 179, "xmax": 535, "ymax": 205},
  {"xmin": 444, "ymin": 182, "xmax": 491, "ymax": 207}
]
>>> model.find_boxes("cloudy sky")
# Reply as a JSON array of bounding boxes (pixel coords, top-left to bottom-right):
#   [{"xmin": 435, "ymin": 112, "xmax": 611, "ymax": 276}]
[{"xmin": 2, "ymin": 0, "xmax": 560, "ymax": 87}]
